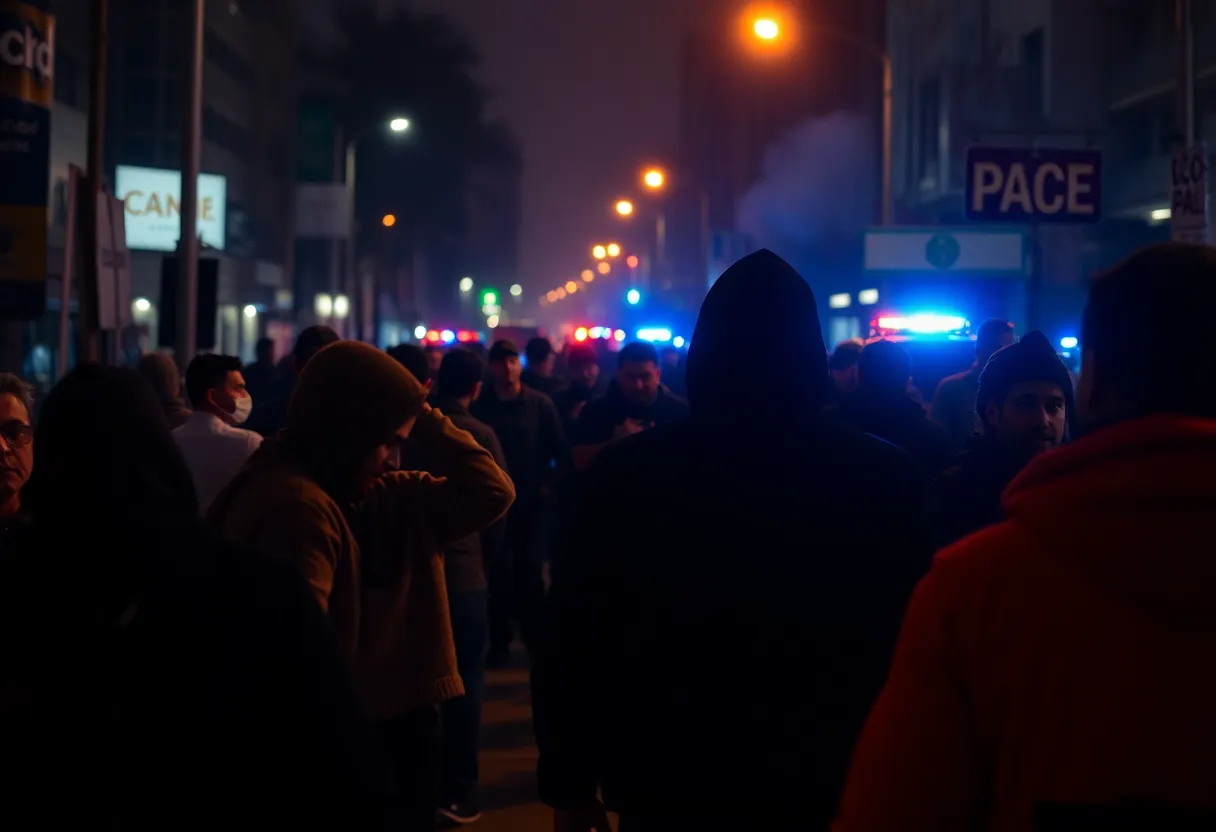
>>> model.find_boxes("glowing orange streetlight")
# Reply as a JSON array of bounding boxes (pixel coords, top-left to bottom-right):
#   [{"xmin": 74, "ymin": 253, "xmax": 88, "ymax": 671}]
[
  {"xmin": 615, "ymin": 199, "xmax": 635, "ymax": 217},
  {"xmin": 642, "ymin": 168, "xmax": 666, "ymax": 190},
  {"xmin": 381, "ymin": 213, "xmax": 397, "ymax": 227},
  {"xmin": 581, "ymin": 269, "xmax": 595, "ymax": 282},
  {"xmin": 597, "ymin": 262, "xmax": 611, "ymax": 275},
  {"xmin": 753, "ymin": 17, "xmax": 780, "ymax": 40},
  {"xmin": 592, "ymin": 244, "xmax": 607, "ymax": 260},
  {"xmin": 626, "ymin": 254, "xmax": 639, "ymax": 269},
  {"xmin": 606, "ymin": 242, "xmax": 621, "ymax": 258},
  {"xmin": 565, "ymin": 280, "xmax": 579, "ymax": 293}
]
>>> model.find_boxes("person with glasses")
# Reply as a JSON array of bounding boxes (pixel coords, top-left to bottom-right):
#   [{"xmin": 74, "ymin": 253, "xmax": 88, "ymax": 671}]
[{"xmin": 0, "ymin": 373, "xmax": 34, "ymax": 539}]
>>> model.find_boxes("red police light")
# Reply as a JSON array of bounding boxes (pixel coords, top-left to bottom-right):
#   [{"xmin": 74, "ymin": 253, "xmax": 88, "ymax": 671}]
[
  {"xmin": 457, "ymin": 330, "xmax": 476, "ymax": 342},
  {"xmin": 425, "ymin": 330, "xmax": 441, "ymax": 342}
]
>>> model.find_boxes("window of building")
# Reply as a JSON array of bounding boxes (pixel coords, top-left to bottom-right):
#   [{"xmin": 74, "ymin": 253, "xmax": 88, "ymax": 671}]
[
  {"xmin": 123, "ymin": 74, "xmax": 160, "ymax": 133},
  {"xmin": 54, "ymin": 50, "xmax": 82, "ymax": 108},
  {"xmin": 204, "ymin": 29, "xmax": 254, "ymax": 81},
  {"xmin": 1021, "ymin": 27, "xmax": 1045, "ymax": 126},
  {"xmin": 203, "ymin": 106, "xmax": 251, "ymax": 158},
  {"xmin": 918, "ymin": 75, "xmax": 941, "ymax": 184}
]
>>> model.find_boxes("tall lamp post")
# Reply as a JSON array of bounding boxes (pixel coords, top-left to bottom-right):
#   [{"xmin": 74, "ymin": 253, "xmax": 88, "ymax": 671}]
[
  {"xmin": 748, "ymin": 15, "xmax": 893, "ymax": 226},
  {"xmin": 341, "ymin": 116, "xmax": 411, "ymax": 340}
]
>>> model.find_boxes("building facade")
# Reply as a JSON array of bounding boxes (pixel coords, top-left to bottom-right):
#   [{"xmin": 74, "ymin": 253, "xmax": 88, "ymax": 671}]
[{"xmin": 106, "ymin": 0, "xmax": 298, "ymax": 359}]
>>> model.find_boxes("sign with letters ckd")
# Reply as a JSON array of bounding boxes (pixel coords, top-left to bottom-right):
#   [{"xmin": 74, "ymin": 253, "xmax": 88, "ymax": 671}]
[
  {"xmin": 965, "ymin": 146, "xmax": 1102, "ymax": 224},
  {"xmin": 1170, "ymin": 145, "xmax": 1209, "ymax": 243}
]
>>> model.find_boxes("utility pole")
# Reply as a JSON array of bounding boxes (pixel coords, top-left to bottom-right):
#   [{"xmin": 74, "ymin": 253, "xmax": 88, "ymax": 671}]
[
  {"xmin": 1178, "ymin": 0, "xmax": 1195, "ymax": 145},
  {"xmin": 78, "ymin": 0, "xmax": 107, "ymax": 365},
  {"xmin": 175, "ymin": 0, "xmax": 204, "ymax": 371}
]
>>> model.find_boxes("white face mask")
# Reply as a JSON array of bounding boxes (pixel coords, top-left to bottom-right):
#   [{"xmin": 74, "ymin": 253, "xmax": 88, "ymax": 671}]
[{"xmin": 229, "ymin": 395, "xmax": 253, "ymax": 426}]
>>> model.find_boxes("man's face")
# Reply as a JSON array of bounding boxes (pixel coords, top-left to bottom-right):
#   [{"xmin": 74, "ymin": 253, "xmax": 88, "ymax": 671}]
[
  {"xmin": 571, "ymin": 360, "xmax": 599, "ymax": 390},
  {"xmin": 618, "ymin": 360, "xmax": 660, "ymax": 408},
  {"xmin": 357, "ymin": 415, "xmax": 418, "ymax": 489},
  {"xmin": 0, "ymin": 393, "xmax": 33, "ymax": 500},
  {"xmin": 831, "ymin": 365, "xmax": 859, "ymax": 396},
  {"xmin": 986, "ymin": 380, "xmax": 1066, "ymax": 462},
  {"xmin": 490, "ymin": 355, "xmax": 521, "ymax": 385},
  {"xmin": 209, "ymin": 370, "xmax": 250, "ymax": 422}
]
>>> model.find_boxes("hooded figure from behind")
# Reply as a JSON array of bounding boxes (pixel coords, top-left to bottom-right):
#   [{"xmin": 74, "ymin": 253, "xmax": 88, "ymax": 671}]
[
  {"xmin": 1, "ymin": 364, "xmax": 399, "ymax": 829},
  {"xmin": 533, "ymin": 250, "xmax": 937, "ymax": 830},
  {"xmin": 136, "ymin": 350, "xmax": 191, "ymax": 429}
]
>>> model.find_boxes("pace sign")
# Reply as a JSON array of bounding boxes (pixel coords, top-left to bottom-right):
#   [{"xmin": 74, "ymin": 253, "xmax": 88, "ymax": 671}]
[
  {"xmin": 1169, "ymin": 145, "xmax": 1209, "ymax": 243},
  {"xmin": 966, "ymin": 146, "xmax": 1102, "ymax": 224}
]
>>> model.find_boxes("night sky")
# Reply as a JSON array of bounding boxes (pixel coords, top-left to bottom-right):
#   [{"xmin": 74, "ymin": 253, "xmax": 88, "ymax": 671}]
[{"xmin": 303, "ymin": 0, "xmax": 709, "ymax": 300}]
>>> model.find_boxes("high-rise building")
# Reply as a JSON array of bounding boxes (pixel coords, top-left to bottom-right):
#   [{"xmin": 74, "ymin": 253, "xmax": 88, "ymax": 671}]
[{"xmin": 106, "ymin": 0, "xmax": 299, "ymax": 359}]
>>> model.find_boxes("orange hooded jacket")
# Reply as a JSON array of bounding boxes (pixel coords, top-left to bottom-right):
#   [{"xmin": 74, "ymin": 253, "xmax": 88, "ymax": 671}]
[{"xmin": 835, "ymin": 414, "xmax": 1216, "ymax": 831}]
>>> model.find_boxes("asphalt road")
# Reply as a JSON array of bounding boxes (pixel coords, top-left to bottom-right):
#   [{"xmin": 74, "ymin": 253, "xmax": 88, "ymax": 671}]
[{"xmin": 474, "ymin": 656, "xmax": 619, "ymax": 832}]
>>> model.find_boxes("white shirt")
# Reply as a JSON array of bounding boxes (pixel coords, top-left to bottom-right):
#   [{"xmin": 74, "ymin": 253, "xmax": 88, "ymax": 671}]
[{"xmin": 172, "ymin": 410, "xmax": 263, "ymax": 514}]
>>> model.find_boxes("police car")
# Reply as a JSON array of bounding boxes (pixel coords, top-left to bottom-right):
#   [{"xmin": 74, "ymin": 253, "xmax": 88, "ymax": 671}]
[{"xmin": 864, "ymin": 313, "xmax": 978, "ymax": 400}]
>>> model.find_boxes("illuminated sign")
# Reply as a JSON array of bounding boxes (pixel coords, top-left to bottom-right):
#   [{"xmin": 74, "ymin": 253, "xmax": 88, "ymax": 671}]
[{"xmin": 115, "ymin": 165, "xmax": 227, "ymax": 252}]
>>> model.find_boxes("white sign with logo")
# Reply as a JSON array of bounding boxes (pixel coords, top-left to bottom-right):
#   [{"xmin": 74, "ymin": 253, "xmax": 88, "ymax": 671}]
[
  {"xmin": 115, "ymin": 165, "xmax": 227, "ymax": 252},
  {"xmin": 1170, "ymin": 144, "xmax": 1210, "ymax": 243}
]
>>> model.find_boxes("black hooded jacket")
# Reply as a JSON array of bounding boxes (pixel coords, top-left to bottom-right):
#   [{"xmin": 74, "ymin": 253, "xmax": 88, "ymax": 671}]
[
  {"xmin": 1, "ymin": 364, "xmax": 399, "ymax": 829},
  {"xmin": 532, "ymin": 250, "xmax": 937, "ymax": 824}
]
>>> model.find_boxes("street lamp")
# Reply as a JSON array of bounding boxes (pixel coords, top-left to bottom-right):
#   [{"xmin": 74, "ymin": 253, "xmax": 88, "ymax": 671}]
[
  {"xmin": 642, "ymin": 168, "xmax": 665, "ymax": 190},
  {"xmin": 381, "ymin": 213, "xmax": 396, "ymax": 227},
  {"xmin": 509, "ymin": 283, "xmax": 523, "ymax": 297},
  {"xmin": 606, "ymin": 242, "xmax": 621, "ymax": 258},
  {"xmin": 389, "ymin": 117, "xmax": 411, "ymax": 132},
  {"xmin": 592, "ymin": 244, "xmax": 608, "ymax": 260},
  {"xmin": 753, "ymin": 18, "xmax": 780, "ymax": 41},
  {"xmin": 615, "ymin": 199, "xmax": 635, "ymax": 217},
  {"xmin": 459, "ymin": 276, "xmax": 474, "ymax": 293}
]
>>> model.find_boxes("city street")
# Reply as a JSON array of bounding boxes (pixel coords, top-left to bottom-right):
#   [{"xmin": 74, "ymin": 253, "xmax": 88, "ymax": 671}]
[{"xmin": 475, "ymin": 658, "xmax": 618, "ymax": 832}]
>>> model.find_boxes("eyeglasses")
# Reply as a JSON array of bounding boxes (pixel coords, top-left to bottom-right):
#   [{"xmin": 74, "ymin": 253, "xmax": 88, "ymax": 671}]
[{"xmin": 0, "ymin": 421, "xmax": 33, "ymax": 448}]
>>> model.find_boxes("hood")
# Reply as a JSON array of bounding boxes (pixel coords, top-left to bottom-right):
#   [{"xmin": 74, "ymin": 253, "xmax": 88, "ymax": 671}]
[
  {"xmin": 686, "ymin": 249, "xmax": 827, "ymax": 420},
  {"xmin": 26, "ymin": 364, "xmax": 199, "ymax": 530},
  {"xmin": 283, "ymin": 341, "xmax": 426, "ymax": 500},
  {"xmin": 135, "ymin": 351, "xmax": 191, "ymax": 416},
  {"xmin": 1003, "ymin": 414, "xmax": 1216, "ymax": 629}
]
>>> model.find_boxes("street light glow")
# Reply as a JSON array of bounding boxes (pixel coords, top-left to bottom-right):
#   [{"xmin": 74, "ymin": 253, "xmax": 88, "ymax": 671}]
[
  {"xmin": 615, "ymin": 199, "xmax": 634, "ymax": 217},
  {"xmin": 509, "ymin": 283, "xmax": 523, "ymax": 297},
  {"xmin": 382, "ymin": 213, "xmax": 396, "ymax": 227},
  {"xmin": 643, "ymin": 168, "xmax": 665, "ymax": 189},
  {"xmin": 606, "ymin": 243, "xmax": 621, "ymax": 258},
  {"xmin": 487, "ymin": 315, "xmax": 500, "ymax": 328},
  {"xmin": 414, "ymin": 325, "xmax": 427, "ymax": 339},
  {"xmin": 626, "ymin": 255, "xmax": 639, "ymax": 269},
  {"xmin": 581, "ymin": 269, "xmax": 594, "ymax": 282},
  {"xmin": 753, "ymin": 18, "xmax": 780, "ymax": 40},
  {"xmin": 597, "ymin": 262, "xmax": 611, "ymax": 275},
  {"xmin": 459, "ymin": 277, "xmax": 474, "ymax": 293},
  {"xmin": 626, "ymin": 288, "xmax": 641, "ymax": 305},
  {"xmin": 592, "ymin": 245, "xmax": 607, "ymax": 260},
  {"xmin": 389, "ymin": 117, "xmax": 411, "ymax": 132}
]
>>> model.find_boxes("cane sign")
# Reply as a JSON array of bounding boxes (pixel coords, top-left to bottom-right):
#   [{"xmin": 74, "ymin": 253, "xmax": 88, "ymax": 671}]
[{"xmin": 1170, "ymin": 145, "xmax": 1209, "ymax": 243}]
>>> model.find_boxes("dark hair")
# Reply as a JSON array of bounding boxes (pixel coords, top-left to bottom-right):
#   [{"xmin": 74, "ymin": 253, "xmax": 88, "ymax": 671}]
[
  {"xmin": 184, "ymin": 353, "xmax": 241, "ymax": 408},
  {"xmin": 387, "ymin": 343, "xmax": 431, "ymax": 385},
  {"xmin": 828, "ymin": 341, "xmax": 863, "ymax": 372},
  {"xmin": 858, "ymin": 339, "xmax": 911, "ymax": 394},
  {"xmin": 1083, "ymin": 243, "xmax": 1216, "ymax": 418},
  {"xmin": 525, "ymin": 337, "xmax": 553, "ymax": 365},
  {"xmin": 0, "ymin": 372, "xmax": 34, "ymax": 413},
  {"xmin": 437, "ymin": 348, "xmax": 484, "ymax": 398},
  {"xmin": 255, "ymin": 337, "xmax": 274, "ymax": 358},
  {"xmin": 976, "ymin": 318, "xmax": 1015, "ymax": 361},
  {"xmin": 566, "ymin": 345, "xmax": 597, "ymax": 368},
  {"xmin": 293, "ymin": 325, "xmax": 340, "ymax": 368},
  {"xmin": 618, "ymin": 341, "xmax": 659, "ymax": 368}
]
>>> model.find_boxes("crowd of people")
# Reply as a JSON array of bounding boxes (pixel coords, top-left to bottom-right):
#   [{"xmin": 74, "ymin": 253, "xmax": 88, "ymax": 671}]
[{"xmin": 1, "ymin": 241, "xmax": 1214, "ymax": 830}]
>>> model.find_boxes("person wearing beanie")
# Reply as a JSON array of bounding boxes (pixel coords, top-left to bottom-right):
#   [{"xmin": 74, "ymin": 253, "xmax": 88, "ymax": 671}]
[
  {"xmin": 208, "ymin": 341, "xmax": 516, "ymax": 831},
  {"xmin": 835, "ymin": 242, "xmax": 1216, "ymax": 832},
  {"xmin": 930, "ymin": 318, "xmax": 1016, "ymax": 450},
  {"xmin": 935, "ymin": 330, "xmax": 1071, "ymax": 545}
]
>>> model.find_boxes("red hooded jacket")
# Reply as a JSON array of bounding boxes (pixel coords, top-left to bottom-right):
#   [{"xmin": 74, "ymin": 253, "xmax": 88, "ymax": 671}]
[{"xmin": 835, "ymin": 414, "xmax": 1216, "ymax": 831}]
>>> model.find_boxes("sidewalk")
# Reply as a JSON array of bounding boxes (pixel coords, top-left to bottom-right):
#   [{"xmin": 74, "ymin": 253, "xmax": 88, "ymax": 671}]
[{"xmin": 475, "ymin": 659, "xmax": 619, "ymax": 831}]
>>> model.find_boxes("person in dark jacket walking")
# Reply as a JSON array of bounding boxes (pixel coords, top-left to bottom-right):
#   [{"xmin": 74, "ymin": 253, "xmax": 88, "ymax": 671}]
[
  {"xmin": 522, "ymin": 337, "xmax": 564, "ymax": 399},
  {"xmin": 472, "ymin": 340, "xmax": 568, "ymax": 663},
  {"xmin": 533, "ymin": 249, "xmax": 936, "ymax": 831},
  {"xmin": 245, "ymin": 325, "xmax": 339, "ymax": 437},
  {"xmin": 551, "ymin": 344, "xmax": 601, "ymax": 438},
  {"xmin": 930, "ymin": 318, "xmax": 1016, "ymax": 449},
  {"xmin": 395, "ymin": 345, "xmax": 508, "ymax": 826},
  {"xmin": 935, "ymin": 330, "xmax": 1072, "ymax": 545},
  {"xmin": 2, "ymin": 364, "xmax": 399, "ymax": 829},
  {"xmin": 831, "ymin": 339, "xmax": 957, "ymax": 478}
]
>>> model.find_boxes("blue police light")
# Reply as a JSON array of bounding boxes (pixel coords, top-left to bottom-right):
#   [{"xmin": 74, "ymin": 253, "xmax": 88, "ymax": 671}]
[
  {"xmin": 1059, "ymin": 336, "xmax": 1078, "ymax": 350},
  {"xmin": 440, "ymin": 329, "xmax": 456, "ymax": 344},
  {"xmin": 626, "ymin": 289, "xmax": 641, "ymax": 305},
  {"xmin": 672, "ymin": 336, "xmax": 686, "ymax": 348},
  {"xmin": 636, "ymin": 327, "xmax": 672, "ymax": 343}
]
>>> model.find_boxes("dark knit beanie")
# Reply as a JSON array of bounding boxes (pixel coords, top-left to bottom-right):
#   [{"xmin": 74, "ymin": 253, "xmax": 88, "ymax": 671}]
[
  {"xmin": 287, "ymin": 341, "xmax": 427, "ymax": 496},
  {"xmin": 976, "ymin": 330, "xmax": 1075, "ymax": 427}
]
